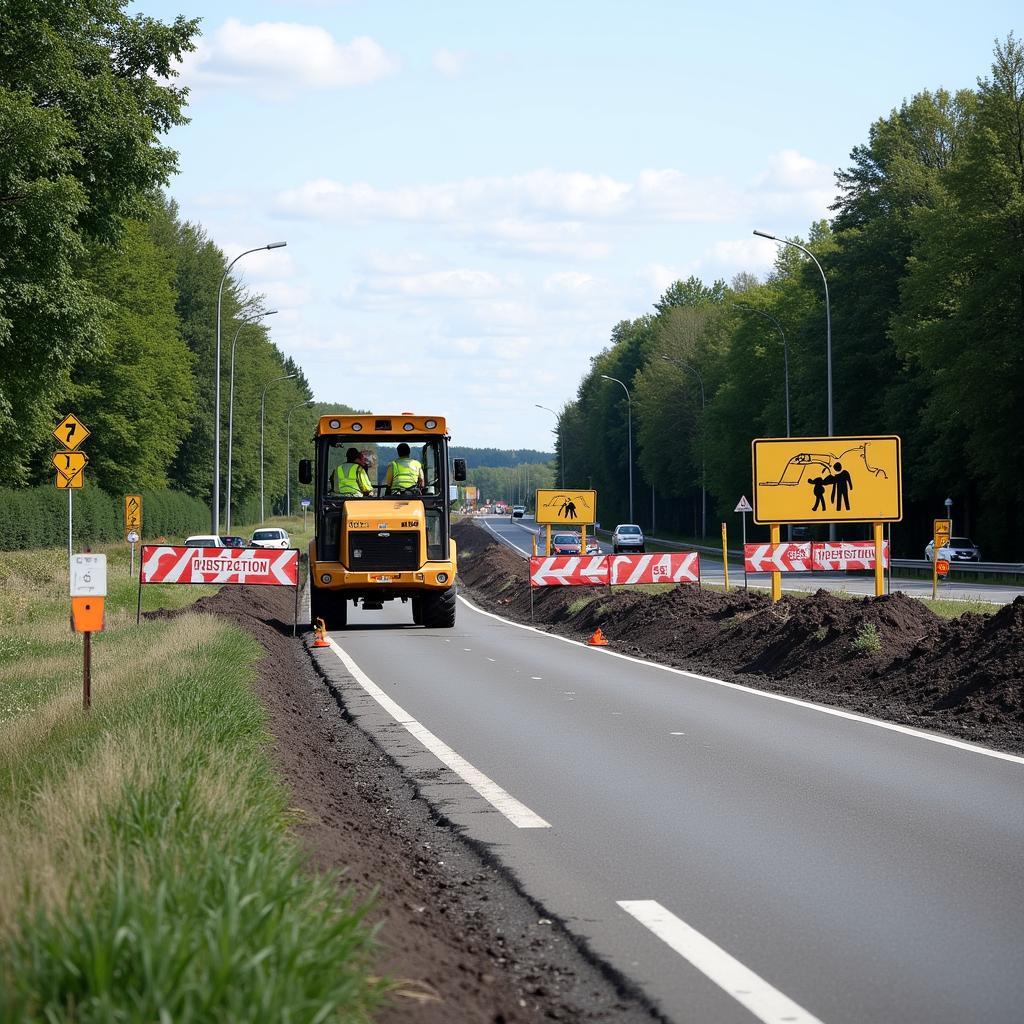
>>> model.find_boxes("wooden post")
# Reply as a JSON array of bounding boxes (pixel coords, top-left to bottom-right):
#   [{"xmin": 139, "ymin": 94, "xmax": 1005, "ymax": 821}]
[
  {"xmin": 721, "ymin": 522, "xmax": 729, "ymax": 592},
  {"xmin": 532, "ymin": 533, "xmax": 537, "ymax": 557},
  {"xmin": 770, "ymin": 524, "xmax": 781, "ymax": 603},
  {"xmin": 545, "ymin": 524, "xmax": 551, "ymax": 557},
  {"xmin": 873, "ymin": 521, "xmax": 884, "ymax": 597},
  {"xmin": 581, "ymin": 524, "xmax": 587, "ymax": 555}
]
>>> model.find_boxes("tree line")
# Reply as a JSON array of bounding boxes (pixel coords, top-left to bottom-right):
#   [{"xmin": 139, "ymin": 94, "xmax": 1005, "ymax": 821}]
[
  {"xmin": 556, "ymin": 36, "xmax": 1024, "ymax": 558},
  {"xmin": 0, "ymin": 1, "xmax": 324, "ymax": 540}
]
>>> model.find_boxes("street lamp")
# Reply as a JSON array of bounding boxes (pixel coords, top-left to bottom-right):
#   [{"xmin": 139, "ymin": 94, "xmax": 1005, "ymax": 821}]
[
  {"xmin": 753, "ymin": 230, "xmax": 831, "ymax": 436},
  {"xmin": 225, "ymin": 309, "xmax": 277, "ymax": 533},
  {"xmin": 213, "ymin": 241, "xmax": 287, "ymax": 532},
  {"xmin": 599, "ymin": 375, "xmax": 633, "ymax": 523},
  {"xmin": 260, "ymin": 372, "xmax": 296, "ymax": 522},
  {"xmin": 731, "ymin": 304, "xmax": 790, "ymax": 437},
  {"xmin": 535, "ymin": 404, "xmax": 564, "ymax": 487},
  {"xmin": 661, "ymin": 355, "xmax": 706, "ymax": 537},
  {"xmin": 286, "ymin": 400, "xmax": 314, "ymax": 517}
]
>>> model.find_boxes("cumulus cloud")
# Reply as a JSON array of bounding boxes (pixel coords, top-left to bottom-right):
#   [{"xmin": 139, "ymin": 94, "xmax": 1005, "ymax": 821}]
[
  {"xmin": 178, "ymin": 19, "xmax": 399, "ymax": 92},
  {"xmin": 359, "ymin": 268, "xmax": 504, "ymax": 300},
  {"xmin": 432, "ymin": 48, "xmax": 468, "ymax": 77}
]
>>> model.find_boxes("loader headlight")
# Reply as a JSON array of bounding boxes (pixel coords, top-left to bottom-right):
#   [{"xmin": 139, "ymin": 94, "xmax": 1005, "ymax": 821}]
[
  {"xmin": 424, "ymin": 419, "xmax": 437, "ymax": 429},
  {"xmin": 350, "ymin": 422, "xmax": 362, "ymax": 431},
  {"xmin": 329, "ymin": 419, "xmax": 341, "ymax": 429},
  {"xmin": 403, "ymin": 422, "xmax": 414, "ymax": 431},
  {"xmin": 437, "ymin": 572, "xmax": 449, "ymax": 583},
  {"xmin": 320, "ymin": 573, "xmax": 332, "ymax": 584}
]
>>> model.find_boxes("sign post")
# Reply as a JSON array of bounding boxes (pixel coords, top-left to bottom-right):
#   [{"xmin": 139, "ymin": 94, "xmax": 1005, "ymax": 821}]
[
  {"xmin": 127, "ymin": 530, "xmax": 140, "ymax": 576},
  {"xmin": 53, "ymin": 414, "xmax": 91, "ymax": 560},
  {"xmin": 70, "ymin": 553, "xmax": 106, "ymax": 710},
  {"xmin": 932, "ymin": 517, "xmax": 951, "ymax": 600},
  {"xmin": 720, "ymin": 522, "xmax": 729, "ymax": 592},
  {"xmin": 734, "ymin": 496, "xmax": 753, "ymax": 590},
  {"xmin": 301, "ymin": 496, "xmax": 311, "ymax": 530}
]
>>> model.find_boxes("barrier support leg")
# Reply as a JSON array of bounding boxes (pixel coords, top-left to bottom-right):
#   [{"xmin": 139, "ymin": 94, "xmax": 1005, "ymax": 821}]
[
  {"xmin": 721, "ymin": 522, "xmax": 729, "ymax": 592},
  {"xmin": 770, "ymin": 524, "xmax": 781, "ymax": 603},
  {"xmin": 873, "ymin": 522, "xmax": 884, "ymax": 597},
  {"xmin": 546, "ymin": 524, "xmax": 551, "ymax": 557}
]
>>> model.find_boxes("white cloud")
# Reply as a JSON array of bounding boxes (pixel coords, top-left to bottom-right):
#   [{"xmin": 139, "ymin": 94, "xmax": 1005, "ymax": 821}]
[
  {"xmin": 432, "ymin": 48, "xmax": 468, "ymax": 77},
  {"xmin": 178, "ymin": 19, "xmax": 399, "ymax": 93},
  {"xmin": 359, "ymin": 268, "xmax": 503, "ymax": 300},
  {"xmin": 542, "ymin": 271, "xmax": 599, "ymax": 298},
  {"xmin": 752, "ymin": 149, "xmax": 835, "ymax": 220},
  {"xmin": 467, "ymin": 219, "xmax": 613, "ymax": 260},
  {"xmin": 701, "ymin": 238, "xmax": 778, "ymax": 274}
]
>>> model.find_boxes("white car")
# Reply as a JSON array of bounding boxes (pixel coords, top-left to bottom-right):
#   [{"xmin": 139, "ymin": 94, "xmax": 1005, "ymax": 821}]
[
  {"xmin": 184, "ymin": 534, "xmax": 225, "ymax": 548},
  {"xmin": 612, "ymin": 523, "xmax": 645, "ymax": 553},
  {"xmin": 511, "ymin": 505, "xmax": 526, "ymax": 519},
  {"xmin": 249, "ymin": 527, "xmax": 291, "ymax": 550}
]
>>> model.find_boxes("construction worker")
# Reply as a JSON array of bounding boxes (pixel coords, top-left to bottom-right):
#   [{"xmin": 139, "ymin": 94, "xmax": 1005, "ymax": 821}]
[
  {"xmin": 332, "ymin": 447, "xmax": 372, "ymax": 496},
  {"xmin": 385, "ymin": 442, "xmax": 425, "ymax": 495}
]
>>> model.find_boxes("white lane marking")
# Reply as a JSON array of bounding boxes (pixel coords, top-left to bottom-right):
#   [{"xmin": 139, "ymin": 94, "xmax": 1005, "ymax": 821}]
[
  {"xmin": 458, "ymin": 595, "xmax": 1024, "ymax": 767},
  {"xmin": 324, "ymin": 636, "xmax": 550, "ymax": 828},
  {"xmin": 619, "ymin": 901, "xmax": 824, "ymax": 1024},
  {"xmin": 483, "ymin": 519, "xmax": 533, "ymax": 556},
  {"xmin": 670, "ymin": 731, "xmax": 685, "ymax": 736}
]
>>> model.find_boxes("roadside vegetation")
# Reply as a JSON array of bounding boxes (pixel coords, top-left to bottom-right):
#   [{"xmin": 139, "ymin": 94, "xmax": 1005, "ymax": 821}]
[{"xmin": 0, "ymin": 534, "xmax": 382, "ymax": 1021}]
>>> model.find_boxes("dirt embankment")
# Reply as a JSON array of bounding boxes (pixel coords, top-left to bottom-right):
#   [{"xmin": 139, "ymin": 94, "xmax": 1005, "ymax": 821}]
[{"xmin": 453, "ymin": 520, "xmax": 1024, "ymax": 756}]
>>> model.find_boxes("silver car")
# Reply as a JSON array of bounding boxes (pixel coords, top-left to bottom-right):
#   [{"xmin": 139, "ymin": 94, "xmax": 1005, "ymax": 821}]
[
  {"xmin": 612, "ymin": 523, "xmax": 645, "ymax": 553},
  {"xmin": 925, "ymin": 537, "xmax": 980, "ymax": 562},
  {"xmin": 250, "ymin": 527, "xmax": 291, "ymax": 550}
]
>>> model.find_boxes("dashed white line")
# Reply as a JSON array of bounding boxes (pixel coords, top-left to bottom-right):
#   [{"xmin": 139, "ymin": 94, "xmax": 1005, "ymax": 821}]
[
  {"xmin": 618, "ymin": 900, "xmax": 825, "ymax": 1024},
  {"xmin": 323, "ymin": 636, "xmax": 550, "ymax": 829}
]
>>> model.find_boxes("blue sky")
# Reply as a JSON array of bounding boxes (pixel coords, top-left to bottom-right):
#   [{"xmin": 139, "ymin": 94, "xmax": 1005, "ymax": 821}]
[{"xmin": 135, "ymin": 0, "xmax": 1021, "ymax": 450}]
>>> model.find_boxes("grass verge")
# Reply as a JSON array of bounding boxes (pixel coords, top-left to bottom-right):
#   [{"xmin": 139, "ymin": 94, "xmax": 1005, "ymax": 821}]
[{"xmin": 0, "ymin": 545, "xmax": 382, "ymax": 1021}]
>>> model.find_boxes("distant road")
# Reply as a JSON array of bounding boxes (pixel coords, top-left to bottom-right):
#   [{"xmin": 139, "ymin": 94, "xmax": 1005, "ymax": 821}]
[{"xmin": 480, "ymin": 515, "xmax": 1024, "ymax": 605}]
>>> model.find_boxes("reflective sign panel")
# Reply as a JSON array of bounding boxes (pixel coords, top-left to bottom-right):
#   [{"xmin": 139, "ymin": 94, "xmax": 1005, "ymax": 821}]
[
  {"xmin": 534, "ymin": 489, "xmax": 597, "ymax": 526},
  {"xmin": 752, "ymin": 436, "xmax": 902, "ymax": 525}
]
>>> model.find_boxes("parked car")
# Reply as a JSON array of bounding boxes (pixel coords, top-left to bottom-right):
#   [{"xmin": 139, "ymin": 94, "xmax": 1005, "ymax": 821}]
[
  {"xmin": 611, "ymin": 523, "xmax": 645, "ymax": 553},
  {"xmin": 551, "ymin": 532, "xmax": 601, "ymax": 555},
  {"xmin": 184, "ymin": 534, "xmax": 224, "ymax": 548},
  {"xmin": 511, "ymin": 505, "xmax": 526, "ymax": 519},
  {"xmin": 221, "ymin": 535, "xmax": 248, "ymax": 548},
  {"xmin": 250, "ymin": 527, "xmax": 291, "ymax": 549},
  {"xmin": 925, "ymin": 537, "xmax": 980, "ymax": 562}
]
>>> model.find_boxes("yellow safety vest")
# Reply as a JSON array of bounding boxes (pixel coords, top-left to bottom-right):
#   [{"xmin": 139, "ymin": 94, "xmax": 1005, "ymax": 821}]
[
  {"xmin": 388, "ymin": 457, "xmax": 422, "ymax": 491},
  {"xmin": 334, "ymin": 462, "xmax": 370, "ymax": 495}
]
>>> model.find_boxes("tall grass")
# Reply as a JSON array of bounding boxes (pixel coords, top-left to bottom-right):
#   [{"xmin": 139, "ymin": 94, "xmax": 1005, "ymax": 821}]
[{"xmin": 0, "ymin": 544, "xmax": 382, "ymax": 1021}]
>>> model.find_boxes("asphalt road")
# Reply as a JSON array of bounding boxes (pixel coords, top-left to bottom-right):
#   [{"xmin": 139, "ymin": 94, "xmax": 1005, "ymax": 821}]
[
  {"xmin": 485, "ymin": 515, "xmax": 1024, "ymax": 605},
  {"xmin": 313, "ymin": 593, "xmax": 1024, "ymax": 1023}
]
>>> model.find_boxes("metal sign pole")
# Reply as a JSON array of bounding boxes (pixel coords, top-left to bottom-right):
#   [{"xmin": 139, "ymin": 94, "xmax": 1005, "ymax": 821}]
[
  {"xmin": 873, "ymin": 521, "xmax": 884, "ymax": 597},
  {"xmin": 68, "ymin": 490, "xmax": 73, "ymax": 561},
  {"xmin": 721, "ymin": 522, "xmax": 729, "ymax": 592},
  {"xmin": 742, "ymin": 511, "xmax": 748, "ymax": 591}
]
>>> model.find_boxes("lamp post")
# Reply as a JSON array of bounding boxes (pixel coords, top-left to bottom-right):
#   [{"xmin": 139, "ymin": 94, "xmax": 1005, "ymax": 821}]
[
  {"xmin": 600, "ymin": 375, "xmax": 633, "ymax": 523},
  {"xmin": 213, "ymin": 241, "xmax": 287, "ymax": 532},
  {"xmin": 260, "ymin": 372, "xmax": 296, "ymax": 522},
  {"xmin": 225, "ymin": 309, "xmax": 278, "ymax": 533},
  {"xmin": 731, "ymin": 303, "xmax": 790, "ymax": 437},
  {"xmin": 753, "ymin": 230, "xmax": 831, "ymax": 436},
  {"xmin": 660, "ymin": 355, "xmax": 706, "ymax": 537},
  {"xmin": 535, "ymin": 404, "xmax": 563, "ymax": 487},
  {"xmin": 286, "ymin": 400, "xmax": 314, "ymax": 517}
]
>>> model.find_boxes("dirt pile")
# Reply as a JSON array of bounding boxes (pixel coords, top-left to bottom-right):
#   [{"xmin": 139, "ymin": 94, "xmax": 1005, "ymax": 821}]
[{"xmin": 453, "ymin": 520, "xmax": 1024, "ymax": 755}]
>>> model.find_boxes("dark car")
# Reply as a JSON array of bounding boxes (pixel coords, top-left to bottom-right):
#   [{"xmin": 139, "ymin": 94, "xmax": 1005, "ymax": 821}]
[
  {"xmin": 551, "ymin": 532, "xmax": 600, "ymax": 556},
  {"xmin": 221, "ymin": 535, "xmax": 248, "ymax": 548}
]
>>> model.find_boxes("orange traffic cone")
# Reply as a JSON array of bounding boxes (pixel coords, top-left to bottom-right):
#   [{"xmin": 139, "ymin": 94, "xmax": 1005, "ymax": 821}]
[
  {"xmin": 312, "ymin": 617, "xmax": 330, "ymax": 648},
  {"xmin": 588, "ymin": 627, "xmax": 609, "ymax": 646}
]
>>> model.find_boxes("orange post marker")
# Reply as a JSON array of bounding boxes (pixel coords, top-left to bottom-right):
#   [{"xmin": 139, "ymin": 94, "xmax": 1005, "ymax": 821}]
[
  {"xmin": 587, "ymin": 627, "xmax": 609, "ymax": 646},
  {"xmin": 71, "ymin": 596, "xmax": 105, "ymax": 633}
]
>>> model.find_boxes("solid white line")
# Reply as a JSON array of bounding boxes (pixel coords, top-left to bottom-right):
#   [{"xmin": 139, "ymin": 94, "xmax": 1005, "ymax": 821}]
[
  {"xmin": 324, "ymin": 636, "xmax": 551, "ymax": 828},
  {"xmin": 618, "ymin": 900, "xmax": 825, "ymax": 1024},
  {"xmin": 483, "ymin": 519, "xmax": 534, "ymax": 556},
  {"xmin": 457, "ymin": 594, "xmax": 1024, "ymax": 767}
]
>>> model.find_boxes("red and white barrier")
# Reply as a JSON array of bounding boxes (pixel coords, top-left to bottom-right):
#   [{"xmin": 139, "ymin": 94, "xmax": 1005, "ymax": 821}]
[
  {"xmin": 744, "ymin": 541, "xmax": 889, "ymax": 573},
  {"xmin": 141, "ymin": 546, "xmax": 299, "ymax": 586},
  {"xmin": 530, "ymin": 555, "xmax": 609, "ymax": 587},
  {"xmin": 529, "ymin": 552, "xmax": 700, "ymax": 588},
  {"xmin": 609, "ymin": 552, "xmax": 700, "ymax": 585}
]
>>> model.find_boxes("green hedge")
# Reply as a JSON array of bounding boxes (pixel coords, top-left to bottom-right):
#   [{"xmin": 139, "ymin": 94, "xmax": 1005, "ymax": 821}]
[{"xmin": 0, "ymin": 486, "xmax": 210, "ymax": 550}]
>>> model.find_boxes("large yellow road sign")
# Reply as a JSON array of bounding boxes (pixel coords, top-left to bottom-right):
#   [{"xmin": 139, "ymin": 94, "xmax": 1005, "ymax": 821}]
[
  {"xmin": 52, "ymin": 451, "xmax": 88, "ymax": 486},
  {"xmin": 125, "ymin": 494, "xmax": 143, "ymax": 533},
  {"xmin": 55, "ymin": 470, "xmax": 84, "ymax": 489},
  {"xmin": 752, "ymin": 436, "xmax": 901, "ymax": 524},
  {"xmin": 53, "ymin": 413, "xmax": 90, "ymax": 451},
  {"xmin": 535, "ymin": 489, "xmax": 597, "ymax": 525}
]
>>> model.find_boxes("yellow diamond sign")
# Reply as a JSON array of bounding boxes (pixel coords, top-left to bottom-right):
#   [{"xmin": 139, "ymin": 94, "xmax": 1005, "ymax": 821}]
[
  {"xmin": 534, "ymin": 489, "xmax": 597, "ymax": 526},
  {"xmin": 752, "ymin": 436, "xmax": 902, "ymax": 525},
  {"xmin": 53, "ymin": 413, "xmax": 90, "ymax": 451},
  {"xmin": 52, "ymin": 451, "xmax": 88, "ymax": 485}
]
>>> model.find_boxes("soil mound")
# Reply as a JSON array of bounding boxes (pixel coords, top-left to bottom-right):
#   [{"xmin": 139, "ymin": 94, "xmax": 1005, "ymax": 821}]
[{"xmin": 452, "ymin": 519, "xmax": 1023, "ymax": 754}]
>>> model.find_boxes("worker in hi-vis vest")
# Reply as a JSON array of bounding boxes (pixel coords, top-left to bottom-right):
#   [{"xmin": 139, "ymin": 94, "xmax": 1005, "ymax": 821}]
[
  {"xmin": 332, "ymin": 447, "xmax": 372, "ymax": 495},
  {"xmin": 385, "ymin": 442, "xmax": 425, "ymax": 495}
]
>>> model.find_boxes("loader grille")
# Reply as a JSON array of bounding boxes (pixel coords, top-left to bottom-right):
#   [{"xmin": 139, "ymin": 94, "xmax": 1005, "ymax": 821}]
[{"xmin": 348, "ymin": 531, "xmax": 420, "ymax": 571}]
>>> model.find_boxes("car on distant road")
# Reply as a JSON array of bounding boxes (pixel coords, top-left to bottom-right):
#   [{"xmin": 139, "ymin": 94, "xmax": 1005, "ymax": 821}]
[
  {"xmin": 250, "ymin": 527, "xmax": 291, "ymax": 549},
  {"xmin": 511, "ymin": 505, "xmax": 525, "ymax": 519},
  {"xmin": 925, "ymin": 537, "xmax": 980, "ymax": 562},
  {"xmin": 611, "ymin": 523, "xmax": 645, "ymax": 553},
  {"xmin": 221, "ymin": 535, "xmax": 248, "ymax": 548},
  {"xmin": 184, "ymin": 534, "xmax": 224, "ymax": 548},
  {"xmin": 551, "ymin": 532, "xmax": 601, "ymax": 556}
]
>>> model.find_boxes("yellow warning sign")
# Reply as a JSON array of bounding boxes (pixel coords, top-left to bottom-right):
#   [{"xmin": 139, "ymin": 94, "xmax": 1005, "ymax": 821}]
[
  {"xmin": 125, "ymin": 494, "xmax": 143, "ymax": 533},
  {"xmin": 53, "ymin": 413, "xmax": 90, "ymax": 451},
  {"xmin": 752, "ymin": 436, "xmax": 902, "ymax": 525},
  {"xmin": 534, "ymin": 489, "xmax": 597, "ymax": 526},
  {"xmin": 933, "ymin": 518, "xmax": 951, "ymax": 551},
  {"xmin": 55, "ymin": 471, "xmax": 84, "ymax": 489},
  {"xmin": 52, "ymin": 451, "xmax": 88, "ymax": 486}
]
